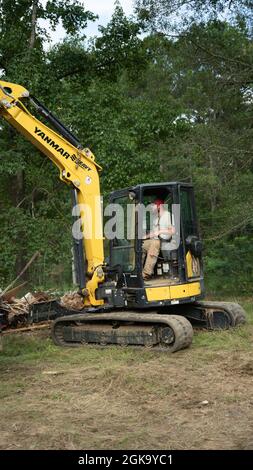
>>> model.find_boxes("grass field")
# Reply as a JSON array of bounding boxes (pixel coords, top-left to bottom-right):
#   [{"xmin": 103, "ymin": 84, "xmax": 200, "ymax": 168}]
[{"xmin": 0, "ymin": 299, "xmax": 253, "ymax": 450}]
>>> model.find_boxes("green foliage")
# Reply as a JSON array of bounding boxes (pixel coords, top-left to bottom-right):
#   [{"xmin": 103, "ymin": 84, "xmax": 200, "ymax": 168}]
[
  {"xmin": 44, "ymin": 0, "xmax": 96, "ymax": 35},
  {"xmin": 94, "ymin": 3, "xmax": 147, "ymax": 80},
  {"xmin": 0, "ymin": 0, "xmax": 252, "ymax": 295},
  {"xmin": 135, "ymin": 0, "xmax": 253, "ymax": 33},
  {"xmin": 0, "ymin": 0, "xmax": 95, "ymax": 287},
  {"xmin": 205, "ymin": 236, "xmax": 253, "ymax": 294}
]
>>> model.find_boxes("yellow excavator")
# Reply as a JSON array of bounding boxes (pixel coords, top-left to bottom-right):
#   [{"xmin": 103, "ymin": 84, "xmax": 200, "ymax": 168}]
[{"xmin": 0, "ymin": 81, "xmax": 246, "ymax": 352}]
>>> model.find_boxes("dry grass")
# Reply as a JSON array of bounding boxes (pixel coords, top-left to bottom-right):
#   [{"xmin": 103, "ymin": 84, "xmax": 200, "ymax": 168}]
[{"xmin": 0, "ymin": 300, "xmax": 252, "ymax": 450}]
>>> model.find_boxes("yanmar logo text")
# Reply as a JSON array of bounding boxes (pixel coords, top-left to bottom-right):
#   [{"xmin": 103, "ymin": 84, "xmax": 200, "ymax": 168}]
[{"xmin": 34, "ymin": 126, "xmax": 91, "ymax": 171}]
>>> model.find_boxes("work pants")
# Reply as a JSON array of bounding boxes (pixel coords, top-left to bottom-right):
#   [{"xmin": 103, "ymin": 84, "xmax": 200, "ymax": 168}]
[{"xmin": 142, "ymin": 239, "xmax": 160, "ymax": 277}]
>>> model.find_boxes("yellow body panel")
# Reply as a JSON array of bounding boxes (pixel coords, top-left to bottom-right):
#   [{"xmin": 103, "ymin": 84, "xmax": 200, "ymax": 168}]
[
  {"xmin": 186, "ymin": 250, "xmax": 193, "ymax": 278},
  {"xmin": 145, "ymin": 281, "xmax": 201, "ymax": 302},
  {"xmin": 84, "ymin": 267, "xmax": 105, "ymax": 307}
]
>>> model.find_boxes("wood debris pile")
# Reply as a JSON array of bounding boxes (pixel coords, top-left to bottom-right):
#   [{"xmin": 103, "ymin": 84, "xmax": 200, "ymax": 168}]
[
  {"xmin": 60, "ymin": 292, "xmax": 84, "ymax": 311},
  {"xmin": 0, "ymin": 290, "xmax": 84, "ymax": 332},
  {"xmin": 0, "ymin": 291, "xmax": 51, "ymax": 329}
]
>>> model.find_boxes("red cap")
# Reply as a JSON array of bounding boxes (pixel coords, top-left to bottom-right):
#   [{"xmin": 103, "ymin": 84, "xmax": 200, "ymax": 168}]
[{"xmin": 153, "ymin": 199, "xmax": 164, "ymax": 208}]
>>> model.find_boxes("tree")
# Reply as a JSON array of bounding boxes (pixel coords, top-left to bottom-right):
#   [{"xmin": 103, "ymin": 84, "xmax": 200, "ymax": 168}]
[
  {"xmin": 93, "ymin": 2, "xmax": 147, "ymax": 81},
  {"xmin": 135, "ymin": 0, "xmax": 253, "ymax": 34},
  {"xmin": 0, "ymin": 0, "xmax": 252, "ymax": 296},
  {"xmin": 0, "ymin": 0, "xmax": 96, "ymax": 285}
]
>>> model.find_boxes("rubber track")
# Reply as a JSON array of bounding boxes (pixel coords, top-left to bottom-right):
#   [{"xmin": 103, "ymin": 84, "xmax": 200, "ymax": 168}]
[
  {"xmin": 195, "ymin": 301, "xmax": 247, "ymax": 327},
  {"xmin": 52, "ymin": 312, "xmax": 193, "ymax": 353}
]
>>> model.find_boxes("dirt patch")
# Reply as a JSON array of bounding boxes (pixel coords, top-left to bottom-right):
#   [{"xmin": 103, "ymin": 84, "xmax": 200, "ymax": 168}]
[
  {"xmin": 238, "ymin": 361, "xmax": 253, "ymax": 376},
  {"xmin": 0, "ymin": 331, "xmax": 253, "ymax": 450}
]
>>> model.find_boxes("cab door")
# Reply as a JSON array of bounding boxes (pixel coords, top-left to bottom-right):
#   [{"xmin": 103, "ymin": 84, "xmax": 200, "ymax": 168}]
[
  {"xmin": 108, "ymin": 192, "xmax": 137, "ymax": 275},
  {"xmin": 180, "ymin": 185, "xmax": 203, "ymax": 280}
]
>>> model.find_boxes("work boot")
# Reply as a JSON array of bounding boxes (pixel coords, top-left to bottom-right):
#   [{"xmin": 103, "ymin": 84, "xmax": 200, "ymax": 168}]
[{"xmin": 142, "ymin": 272, "xmax": 152, "ymax": 281}]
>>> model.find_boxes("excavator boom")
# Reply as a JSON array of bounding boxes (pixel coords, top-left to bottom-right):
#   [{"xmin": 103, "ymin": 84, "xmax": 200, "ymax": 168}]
[{"xmin": 0, "ymin": 80, "xmax": 104, "ymax": 306}]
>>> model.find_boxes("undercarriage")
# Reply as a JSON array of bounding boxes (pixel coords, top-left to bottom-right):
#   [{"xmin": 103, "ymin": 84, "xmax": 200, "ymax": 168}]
[{"xmin": 50, "ymin": 301, "xmax": 246, "ymax": 352}]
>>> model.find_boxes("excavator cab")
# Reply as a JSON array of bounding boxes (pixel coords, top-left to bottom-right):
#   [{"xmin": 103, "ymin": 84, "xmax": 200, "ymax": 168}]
[{"xmin": 107, "ymin": 182, "xmax": 204, "ymax": 308}]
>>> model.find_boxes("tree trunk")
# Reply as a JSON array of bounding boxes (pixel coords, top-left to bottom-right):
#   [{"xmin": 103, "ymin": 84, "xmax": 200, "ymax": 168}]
[
  {"xmin": 13, "ymin": 0, "xmax": 38, "ymax": 279},
  {"xmin": 29, "ymin": 0, "xmax": 38, "ymax": 49}
]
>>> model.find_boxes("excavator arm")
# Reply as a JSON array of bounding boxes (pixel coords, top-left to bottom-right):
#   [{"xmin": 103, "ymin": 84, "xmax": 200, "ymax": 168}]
[{"xmin": 0, "ymin": 81, "xmax": 104, "ymax": 306}]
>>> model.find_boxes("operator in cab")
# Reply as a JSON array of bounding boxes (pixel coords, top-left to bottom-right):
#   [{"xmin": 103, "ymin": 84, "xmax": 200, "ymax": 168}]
[{"xmin": 142, "ymin": 199, "xmax": 175, "ymax": 280}]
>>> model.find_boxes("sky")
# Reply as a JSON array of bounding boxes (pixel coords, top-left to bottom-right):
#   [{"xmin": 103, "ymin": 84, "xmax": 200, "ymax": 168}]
[{"xmin": 42, "ymin": 0, "xmax": 135, "ymax": 45}]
